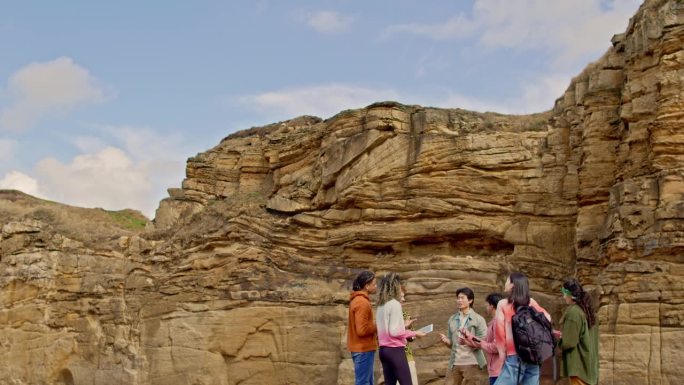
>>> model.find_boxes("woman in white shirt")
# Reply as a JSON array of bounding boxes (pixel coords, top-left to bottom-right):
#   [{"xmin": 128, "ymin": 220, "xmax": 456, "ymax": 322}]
[{"xmin": 376, "ymin": 273, "xmax": 426, "ymax": 385}]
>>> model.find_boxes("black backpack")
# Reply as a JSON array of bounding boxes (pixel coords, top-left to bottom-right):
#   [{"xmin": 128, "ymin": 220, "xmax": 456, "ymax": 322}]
[{"xmin": 511, "ymin": 304, "xmax": 556, "ymax": 364}]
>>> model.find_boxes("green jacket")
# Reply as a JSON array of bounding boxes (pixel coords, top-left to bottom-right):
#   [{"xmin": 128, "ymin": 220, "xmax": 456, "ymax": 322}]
[
  {"xmin": 446, "ymin": 309, "xmax": 487, "ymax": 369},
  {"xmin": 560, "ymin": 304, "xmax": 599, "ymax": 385}
]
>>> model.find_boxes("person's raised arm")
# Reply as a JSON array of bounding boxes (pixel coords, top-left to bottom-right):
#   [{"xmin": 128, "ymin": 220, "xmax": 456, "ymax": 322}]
[
  {"xmin": 387, "ymin": 301, "xmax": 416, "ymax": 339},
  {"xmin": 439, "ymin": 315, "xmax": 453, "ymax": 347},
  {"xmin": 476, "ymin": 335, "xmax": 498, "ymax": 354}
]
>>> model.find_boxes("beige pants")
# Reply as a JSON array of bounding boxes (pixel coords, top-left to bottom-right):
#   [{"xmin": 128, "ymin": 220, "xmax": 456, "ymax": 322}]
[
  {"xmin": 395, "ymin": 360, "xmax": 418, "ymax": 385},
  {"xmin": 444, "ymin": 364, "xmax": 487, "ymax": 385}
]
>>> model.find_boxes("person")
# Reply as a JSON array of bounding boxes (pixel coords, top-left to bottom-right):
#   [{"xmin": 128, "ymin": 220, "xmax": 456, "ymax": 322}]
[
  {"xmin": 398, "ymin": 285, "xmax": 419, "ymax": 385},
  {"xmin": 556, "ymin": 279, "xmax": 599, "ymax": 385},
  {"xmin": 347, "ymin": 270, "xmax": 378, "ymax": 385},
  {"xmin": 463, "ymin": 293, "xmax": 504, "ymax": 385},
  {"xmin": 438, "ymin": 287, "xmax": 488, "ymax": 385},
  {"xmin": 377, "ymin": 273, "xmax": 426, "ymax": 385},
  {"xmin": 493, "ymin": 272, "xmax": 552, "ymax": 385}
]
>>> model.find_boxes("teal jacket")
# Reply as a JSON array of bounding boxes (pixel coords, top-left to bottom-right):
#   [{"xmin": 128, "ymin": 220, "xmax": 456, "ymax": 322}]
[
  {"xmin": 560, "ymin": 304, "xmax": 599, "ymax": 385},
  {"xmin": 446, "ymin": 309, "xmax": 488, "ymax": 369}
]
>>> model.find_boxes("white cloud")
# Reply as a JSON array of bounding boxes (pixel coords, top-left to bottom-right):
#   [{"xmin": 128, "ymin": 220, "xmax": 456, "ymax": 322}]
[
  {"xmin": 383, "ymin": 0, "xmax": 642, "ymax": 67},
  {"xmin": 0, "ymin": 124, "xmax": 192, "ymax": 218},
  {"xmin": 236, "ymin": 83, "xmax": 400, "ymax": 120},
  {"xmin": 431, "ymin": 72, "xmax": 571, "ymax": 114},
  {"xmin": 433, "ymin": 92, "xmax": 509, "ymax": 114},
  {"xmin": 72, "ymin": 135, "xmax": 108, "ymax": 153},
  {"xmin": 104, "ymin": 125, "xmax": 188, "ymax": 203},
  {"xmin": 517, "ymin": 73, "xmax": 573, "ymax": 112},
  {"xmin": 34, "ymin": 147, "xmax": 155, "ymax": 215},
  {"xmin": 104, "ymin": 125, "xmax": 186, "ymax": 163},
  {"xmin": 0, "ymin": 57, "xmax": 106, "ymax": 131},
  {"xmin": 234, "ymin": 75, "xmax": 566, "ymax": 122},
  {"xmin": 300, "ymin": 10, "xmax": 354, "ymax": 34},
  {"xmin": 41, "ymin": 125, "xmax": 190, "ymax": 217},
  {"xmin": 0, "ymin": 171, "xmax": 41, "ymax": 196}
]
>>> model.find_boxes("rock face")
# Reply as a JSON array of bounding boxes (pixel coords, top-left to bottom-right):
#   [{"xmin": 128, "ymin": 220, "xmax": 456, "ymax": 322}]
[{"xmin": 1, "ymin": 0, "xmax": 683, "ymax": 384}]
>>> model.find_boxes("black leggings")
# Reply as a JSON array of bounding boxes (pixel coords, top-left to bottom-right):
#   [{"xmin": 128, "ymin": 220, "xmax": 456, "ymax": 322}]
[{"xmin": 379, "ymin": 346, "xmax": 412, "ymax": 385}]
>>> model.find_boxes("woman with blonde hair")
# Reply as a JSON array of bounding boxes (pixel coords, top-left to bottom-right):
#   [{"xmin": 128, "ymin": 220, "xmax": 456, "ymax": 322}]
[{"xmin": 376, "ymin": 273, "xmax": 426, "ymax": 385}]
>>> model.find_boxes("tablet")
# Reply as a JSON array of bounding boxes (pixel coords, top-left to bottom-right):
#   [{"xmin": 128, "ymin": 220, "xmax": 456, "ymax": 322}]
[{"xmin": 416, "ymin": 324, "xmax": 433, "ymax": 334}]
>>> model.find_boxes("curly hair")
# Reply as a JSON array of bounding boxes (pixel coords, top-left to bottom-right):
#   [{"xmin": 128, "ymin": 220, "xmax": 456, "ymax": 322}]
[
  {"xmin": 377, "ymin": 272, "xmax": 402, "ymax": 306},
  {"xmin": 563, "ymin": 278, "xmax": 596, "ymax": 328}
]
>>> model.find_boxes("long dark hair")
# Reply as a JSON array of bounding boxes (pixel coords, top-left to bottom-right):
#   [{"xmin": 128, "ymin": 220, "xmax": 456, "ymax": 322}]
[
  {"xmin": 508, "ymin": 272, "xmax": 530, "ymax": 308},
  {"xmin": 377, "ymin": 273, "xmax": 401, "ymax": 306},
  {"xmin": 563, "ymin": 278, "xmax": 596, "ymax": 328},
  {"xmin": 352, "ymin": 271, "xmax": 375, "ymax": 291}
]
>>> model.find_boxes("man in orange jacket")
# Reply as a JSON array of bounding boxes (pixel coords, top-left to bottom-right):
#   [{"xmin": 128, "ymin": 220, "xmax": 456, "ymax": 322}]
[{"xmin": 348, "ymin": 271, "xmax": 378, "ymax": 385}]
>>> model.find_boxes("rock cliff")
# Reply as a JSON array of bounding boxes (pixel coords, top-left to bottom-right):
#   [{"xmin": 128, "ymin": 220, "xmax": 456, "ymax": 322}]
[{"xmin": 1, "ymin": 0, "xmax": 682, "ymax": 384}]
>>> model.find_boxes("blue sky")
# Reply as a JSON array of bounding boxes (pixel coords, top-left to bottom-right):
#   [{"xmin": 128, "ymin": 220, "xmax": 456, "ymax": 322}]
[{"xmin": 0, "ymin": 0, "xmax": 642, "ymax": 218}]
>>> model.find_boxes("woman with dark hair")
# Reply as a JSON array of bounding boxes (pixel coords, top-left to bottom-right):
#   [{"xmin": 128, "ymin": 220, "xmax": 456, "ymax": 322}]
[
  {"xmin": 493, "ymin": 272, "xmax": 551, "ymax": 385},
  {"xmin": 376, "ymin": 273, "xmax": 426, "ymax": 385},
  {"xmin": 463, "ymin": 292, "xmax": 504, "ymax": 385},
  {"xmin": 348, "ymin": 270, "xmax": 378, "ymax": 385},
  {"xmin": 557, "ymin": 279, "xmax": 599, "ymax": 385}
]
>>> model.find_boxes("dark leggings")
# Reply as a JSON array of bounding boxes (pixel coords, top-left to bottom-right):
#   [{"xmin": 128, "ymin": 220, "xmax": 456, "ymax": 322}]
[{"xmin": 379, "ymin": 346, "xmax": 412, "ymax": 385}]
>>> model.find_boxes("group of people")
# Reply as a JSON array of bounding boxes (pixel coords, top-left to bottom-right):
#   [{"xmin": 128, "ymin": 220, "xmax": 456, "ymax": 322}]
[{"xmin": 347, "ymin": 271, "xmax": 599, "ymax": 385}]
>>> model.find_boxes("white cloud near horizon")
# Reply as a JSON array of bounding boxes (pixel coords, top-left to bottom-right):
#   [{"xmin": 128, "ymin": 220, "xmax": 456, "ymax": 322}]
[
  {"xmin": 234, "ymin": 73, "xmax": 569, "ymax": 119},
  {"xmin": 0, "ymin": 57, "xmax": 106, "ymax": 131},
  {"xmin": 432, "ymin": 73, "xmax": 572, "ymax": 114},
  {"xmin": 0, "ymin": 171, "xmax": 41, "ymax": 197},
  {"xmin": 104, "ymin": 125, "xmax": 186, "ymax": 164},
  {"xmin": 383, "ymin": 0, "xmax": 642, "ymax": 67},
  {"xmin": 2, "ymin": 125, "xmax": 190, "ymax": 218},
  {"xmin": 439, "ymin": 73, "xmax": 572, "ymax": 114},
  {"xmin": 235, "ymin": 83, "xmax": 401, "ymax": 120},
  {"xmin": 298, "ymin": 10, "xmax": 355, "ymax": 34},
  {"xmin": 62, "ymin": 125, "xmax": 188, "ymax": 216},
  {"xmin": 34, "ymin": 147, "xmax": 154, "ymax": 215}
]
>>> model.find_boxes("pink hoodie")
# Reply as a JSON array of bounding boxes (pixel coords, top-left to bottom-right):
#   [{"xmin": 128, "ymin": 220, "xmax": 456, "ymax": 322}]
[
  {"xmin": 494, "ymin": 298, "xmax": 551, "ymax": 359},
  {"xmin": 376, "ymin": 299, "xmax": 416, "ymax": 347}
]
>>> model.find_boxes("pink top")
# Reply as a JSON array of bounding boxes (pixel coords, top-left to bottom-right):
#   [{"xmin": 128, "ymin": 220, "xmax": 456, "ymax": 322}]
[
  {"xmin": 477, "ymin": 319, "xmax": 504, "ymax": 377},
  {"xmin": 376, "ymin": 299, "xmax": 417, "ymax": 347},
  {"xmin": 494, "ymin": 298, "xmax": 551, "ymax": 359}
]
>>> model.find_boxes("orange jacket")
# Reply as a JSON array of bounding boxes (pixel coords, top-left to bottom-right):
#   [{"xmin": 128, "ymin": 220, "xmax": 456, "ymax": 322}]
[{"xmin": 347, "ymin": 291, "xmax": 378, "ymax": 352}]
